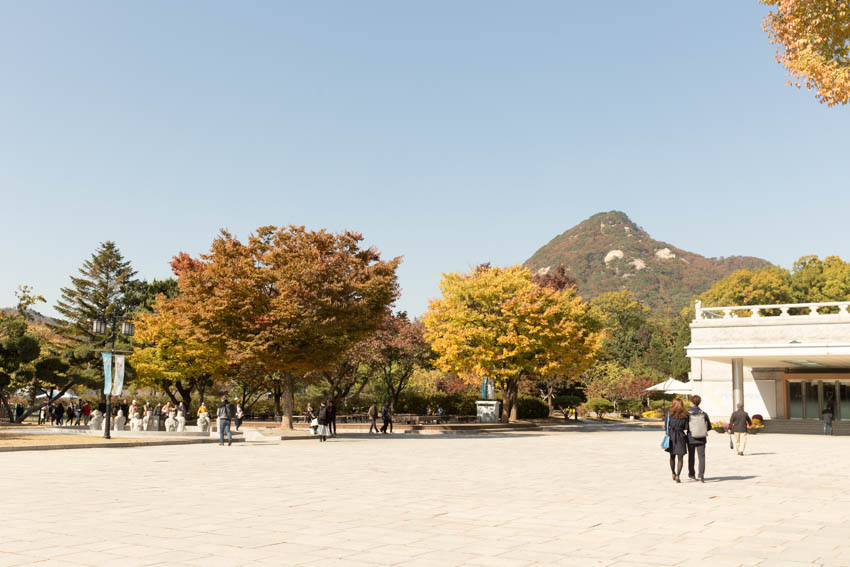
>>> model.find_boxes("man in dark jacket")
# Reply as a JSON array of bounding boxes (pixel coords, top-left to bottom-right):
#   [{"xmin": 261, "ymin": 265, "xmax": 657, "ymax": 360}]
[
  {"xmin": 729, "ymin": 403, "xmax": 752, "ymax": 455},
  {"xmin": 327, "ymin": 401, "xmax": 336, "ymax": 437},
  {"xmin": 317, "ymin": 402, "xmax": 329, "ymax": 442},
  {"xmin": 686, "ymin": 395, "xmax": 711, "ymax": 483},
  {"xmin": 380, "ymin": 403, "xmax": 391, "ymax": 434},
  {"xmin": 217, "ymin": 397, "xmax": 234, "ymax": 446}
]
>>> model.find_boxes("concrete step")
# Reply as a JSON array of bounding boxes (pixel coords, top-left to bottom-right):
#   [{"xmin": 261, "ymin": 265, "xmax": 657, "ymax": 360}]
[{"xmin": 764, "ymin": 420, "xmax": 850, "ymax": 435}]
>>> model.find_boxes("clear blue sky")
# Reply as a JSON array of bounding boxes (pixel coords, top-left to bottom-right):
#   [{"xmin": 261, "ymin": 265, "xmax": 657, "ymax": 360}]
[{"xmin": 2, "ymin": 1, "xmax": 848, "ymax": 318}]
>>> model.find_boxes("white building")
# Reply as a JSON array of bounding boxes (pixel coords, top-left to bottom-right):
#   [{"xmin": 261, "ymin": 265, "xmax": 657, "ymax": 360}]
[{"xmin": 686, "ymin": 300, "xmax": 850, "ymax": 420}]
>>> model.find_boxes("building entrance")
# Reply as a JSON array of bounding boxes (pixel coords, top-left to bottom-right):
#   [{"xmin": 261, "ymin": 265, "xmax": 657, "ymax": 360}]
[{"xmin": 787, "ymin": 379, "xmax": 850, "ymax": 420}]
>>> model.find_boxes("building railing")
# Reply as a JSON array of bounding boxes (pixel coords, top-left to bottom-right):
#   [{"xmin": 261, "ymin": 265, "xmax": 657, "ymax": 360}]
[{"xmin": 695, "ymin": 300, "xmax": 850, "ymax": 320}]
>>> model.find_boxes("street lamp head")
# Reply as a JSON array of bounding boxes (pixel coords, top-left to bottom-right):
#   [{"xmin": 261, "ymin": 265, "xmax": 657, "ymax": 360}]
[
  {"xmin": 121, "ymin": 320, "xmax": 135, "ymax": 337},
  {"xmin": 92, "ymin": 320, "xmax": 107, "ymax": 335}
]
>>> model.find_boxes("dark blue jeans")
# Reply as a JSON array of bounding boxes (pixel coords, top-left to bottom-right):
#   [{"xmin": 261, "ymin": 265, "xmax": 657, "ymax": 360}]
[{"xmin": 219, "ymin": 418, "xmax": 232, "ymax": 444}]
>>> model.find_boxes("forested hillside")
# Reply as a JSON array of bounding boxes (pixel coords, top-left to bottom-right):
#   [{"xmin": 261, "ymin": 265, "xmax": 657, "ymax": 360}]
[{"xmin": 525, "ymin": 211, "xmax": 772, "ymax": 313}]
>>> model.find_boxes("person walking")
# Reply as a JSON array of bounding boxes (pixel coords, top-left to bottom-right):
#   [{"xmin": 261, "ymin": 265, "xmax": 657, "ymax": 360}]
[
  {"xmin": 66, "ymin": 404, "xmax": 75, "ymax": 426},
  {"xmin": 686, "ymin": 395, "xmax": 712, "ymax": 483},
  {"xmin": 54, "ymin": 402, "xmax": 64, "ymax": 426},
  {"xmin": 368, "ymin": 403, "xmax": 379, "ymax": 434},
  {"xmin": 317, "ymin": 401, "xmax": 330, "ymax": 442},
  {"xmin": 74, "ymin": 401, "xmax": 83, "ymax": 426},
  {"xmin": 82, "ymin": 401, "xmax": 91, "ymax": 426},
  {"xmin": 38, "ymin": 405, "xmax": 46, "ymax": 425},
  {"xmin": 217, "ymin": 396, "xmax": 234, "ymax": 446},
  {"xmin": 822, "ymin": 403, "xmax": 835, "ymax": 436},
  {"xmin": 380, "ymin": 403, "xmax": 391, "ymax": 434},
  {"xmin": 328, "ymin": 401, "xmax": 337, "ymax": 437},
  {"xmin": 234, "ymin": 402, "xmax": 244, "ymax": 431},
  {"xmin": 729, "ymin": 403, "xmax": 752, "ymax": 455},
  {"xmin": 305, "ymin": 403, "xmax": 316, "ymax": 435},
  {"xmin": 665, "ymin": 398, "xmax": 689, "ymax": 483}
]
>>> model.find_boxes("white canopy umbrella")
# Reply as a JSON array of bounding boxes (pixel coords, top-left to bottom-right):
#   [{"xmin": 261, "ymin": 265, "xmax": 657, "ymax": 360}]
[
  {"xmin": 35, "ymin": 391, "xmax": 80, "ymax": 402},
  {"xmin": 644, "ymin": 378, "xmax": 692, "ymax": 395}
]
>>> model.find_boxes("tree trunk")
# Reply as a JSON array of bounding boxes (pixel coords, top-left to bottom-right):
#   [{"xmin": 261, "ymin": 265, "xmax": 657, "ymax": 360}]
[
  {"xmin": 281, "ymin": 373, "xmax": 294, "ymax": 430},
  {"xmin": 271, "ymin": 377, "xmax": 282, "ymax": 420},
  {"xmin": 500, "ymin": 379, "xmax": 519, "ymax": 423},
  {"xmin": 197, "ymin": 377, "xmax": 208, "ymax": 406},
  {"xmin": 174, "ymin": 381, "xmax": 193, "ymax": 411},
  {"xmin": 0, "ymin": 394, "xmax": 13, "ymax": 423}
]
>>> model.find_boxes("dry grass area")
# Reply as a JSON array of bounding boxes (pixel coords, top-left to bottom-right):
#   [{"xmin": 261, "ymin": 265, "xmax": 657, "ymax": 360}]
[{"xmin": 0, "ymin": 433, "xmax": 150, "ymax": 447}]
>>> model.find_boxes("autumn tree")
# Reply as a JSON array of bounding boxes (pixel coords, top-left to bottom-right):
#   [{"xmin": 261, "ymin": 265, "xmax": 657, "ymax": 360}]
[
  {"xmin": 761, "ymin": 0, "xmax": 850, "ymax": 106},
  {"xmin": 696, "ymin": 256, "xmax": 850, "ymax": 311},
  {"xmin": 533, "ymin": 267, "xmax": 589, "ymax": 411},
  {"xmin": 171, "ymin": 226, "xmax": 400, "ymax": 428},
  {"xmin": 361, "ymin": 312, "xmax": 432, "ymax": 411},
  {"xmin": 424, "ymin": 265, "xmax": 602, "ymax": 422},
  {"xmin": 583, "ymin": 361, "xmax": 653, "ymax": 411},
  {"xmin": 315, "ymin": 345, "xmax": 371, "ymax": 409},
  {"xmin": 532, "ymin": 264, "xmax": 578, "ymax": 292},
  {"xmin": 132, "ymin": 295, "xmax": 228, "ymax": 410}
]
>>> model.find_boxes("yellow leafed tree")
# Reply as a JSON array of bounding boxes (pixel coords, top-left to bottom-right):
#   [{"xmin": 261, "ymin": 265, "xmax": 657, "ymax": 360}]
[
  {"xmin": 423, "ymin": 265, "xmax": 602, "ymax": 422},
  {"xmin": 132, "ymin": 295, "xmax": 227, "ymax": 410},
  {"xmin": 762, "ymin": 0, "xmax": 850, "ymax": 106}
]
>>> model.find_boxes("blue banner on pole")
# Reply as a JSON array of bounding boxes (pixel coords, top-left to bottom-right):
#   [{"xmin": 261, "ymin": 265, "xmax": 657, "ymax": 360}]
[{"xmin": 102, "ymin": 352, "xmax": 113, "ymax": 395}]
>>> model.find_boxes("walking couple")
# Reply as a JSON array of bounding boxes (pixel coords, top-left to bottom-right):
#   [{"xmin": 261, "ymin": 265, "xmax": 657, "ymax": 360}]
[{"xmin": 664, "ymin": 395, "xmax": 711, "ymax": 483}]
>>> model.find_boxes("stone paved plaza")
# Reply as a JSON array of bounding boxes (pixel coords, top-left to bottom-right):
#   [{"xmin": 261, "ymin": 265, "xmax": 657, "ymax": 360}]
[{"xmin": 3, "ymin": 427, "xmax": 849, "ymax": 567}]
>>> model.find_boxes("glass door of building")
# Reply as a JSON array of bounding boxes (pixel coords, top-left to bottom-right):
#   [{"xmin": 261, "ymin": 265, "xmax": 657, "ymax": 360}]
[
  {"xmin": 840, "ymin": 382, "xmax": 850, "ymax": 420},
  {"xmin": 788, "ymin": 379, "xmax": 850, "ymax": 419}
]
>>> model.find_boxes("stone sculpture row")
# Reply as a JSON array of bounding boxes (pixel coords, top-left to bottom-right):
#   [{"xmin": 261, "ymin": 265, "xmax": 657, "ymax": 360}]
[{"xmin": 87, "ymin": 408, "xmax": 211, "ymax": 433}]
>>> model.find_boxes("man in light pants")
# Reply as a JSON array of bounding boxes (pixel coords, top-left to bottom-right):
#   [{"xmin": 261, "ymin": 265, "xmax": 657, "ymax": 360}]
[{"xmin": 729, "ymin": 403, "xmax": 751, "ymax": 456}]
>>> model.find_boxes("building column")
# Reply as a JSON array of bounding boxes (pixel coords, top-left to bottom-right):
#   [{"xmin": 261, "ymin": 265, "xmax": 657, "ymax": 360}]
[{"xmin": 731, "ymin": 358, "xmax": 744, "ymax": 412}]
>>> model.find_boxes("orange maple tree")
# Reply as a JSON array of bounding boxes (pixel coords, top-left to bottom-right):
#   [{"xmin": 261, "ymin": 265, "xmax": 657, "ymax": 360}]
[{"xmin": 171, "ymin": 225, "xmax": 400, "ymax": 428}]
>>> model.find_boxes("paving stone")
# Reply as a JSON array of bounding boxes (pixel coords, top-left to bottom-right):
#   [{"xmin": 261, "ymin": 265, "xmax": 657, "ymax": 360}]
[{"xmin": 2, "ymin": 430, "xmax": 848, "ymax": 566}]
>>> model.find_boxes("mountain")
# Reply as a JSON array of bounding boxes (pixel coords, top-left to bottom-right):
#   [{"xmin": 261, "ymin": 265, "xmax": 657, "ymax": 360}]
[
  {"xmin": 524, "ymin": 211, "xmax": 772, "ymax": 313},
  {"xmin": 1, "ymin": 308, "xmax": 59, "ymax": 326}
]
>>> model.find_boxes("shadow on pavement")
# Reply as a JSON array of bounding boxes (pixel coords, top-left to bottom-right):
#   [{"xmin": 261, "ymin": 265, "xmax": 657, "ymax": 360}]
[
  {"xmin": 705, "ymin": 475, "xmax": 758, "ymax": 482},
  {"xmin": 323, "ymin": 432, "xmax": 547, "ymax": 441}
]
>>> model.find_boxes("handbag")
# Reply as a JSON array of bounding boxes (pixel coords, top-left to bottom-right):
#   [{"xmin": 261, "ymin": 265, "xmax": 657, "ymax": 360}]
[{"xmin": 660, "ymin": 413, "xmax": 670, "ymax": 450}]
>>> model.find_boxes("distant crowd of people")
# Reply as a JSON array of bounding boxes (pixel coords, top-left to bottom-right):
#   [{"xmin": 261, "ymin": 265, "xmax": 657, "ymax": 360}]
[{"xmin": 37, "ymin": 400, "xmax": 92, "ymax": 426}]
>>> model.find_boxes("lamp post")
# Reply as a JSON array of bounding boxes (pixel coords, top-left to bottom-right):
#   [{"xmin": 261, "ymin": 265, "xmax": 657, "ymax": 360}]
[{"xmin": 91, "ymin": 315, "xmax": 134, "ymax": 439}]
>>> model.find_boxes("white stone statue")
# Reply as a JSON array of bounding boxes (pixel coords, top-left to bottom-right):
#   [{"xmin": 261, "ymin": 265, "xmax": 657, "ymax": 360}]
[
  {"xmin": 90, "ymin": 410, "xmax": 103, "ymax": 431},
  {"xmin": 113, "ymin": 410, "xmax": 127, "ymax": 431},
  {"xmin": 176, "ymin": 409, "xmax": 186, "ymax": 432},
  {"xmin": 142, "ymin": 409, "xmax": 152, "ymax": 431},
  {"xmin": 165, "ymin": 411, "xmax": 177, "ymax": 432},
  {"xmin": 197, "ymin": 412, "xmax": 210, "ymax": 432},
  {"xmin": 130, "ymin": 412, "xmax": 143, "ymax": 432}
]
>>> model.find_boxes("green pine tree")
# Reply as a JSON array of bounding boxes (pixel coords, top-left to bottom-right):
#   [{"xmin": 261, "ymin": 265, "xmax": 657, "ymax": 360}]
[{"xmin": 55, "ymin": 241, "xmax": 137, "ymax": 345}]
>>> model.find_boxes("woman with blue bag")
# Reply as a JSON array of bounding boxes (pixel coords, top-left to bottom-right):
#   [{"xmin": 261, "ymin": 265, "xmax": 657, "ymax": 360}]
[{"xmin": 664, "ymin": 398, "xmax": 689, "ymax": 483}]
